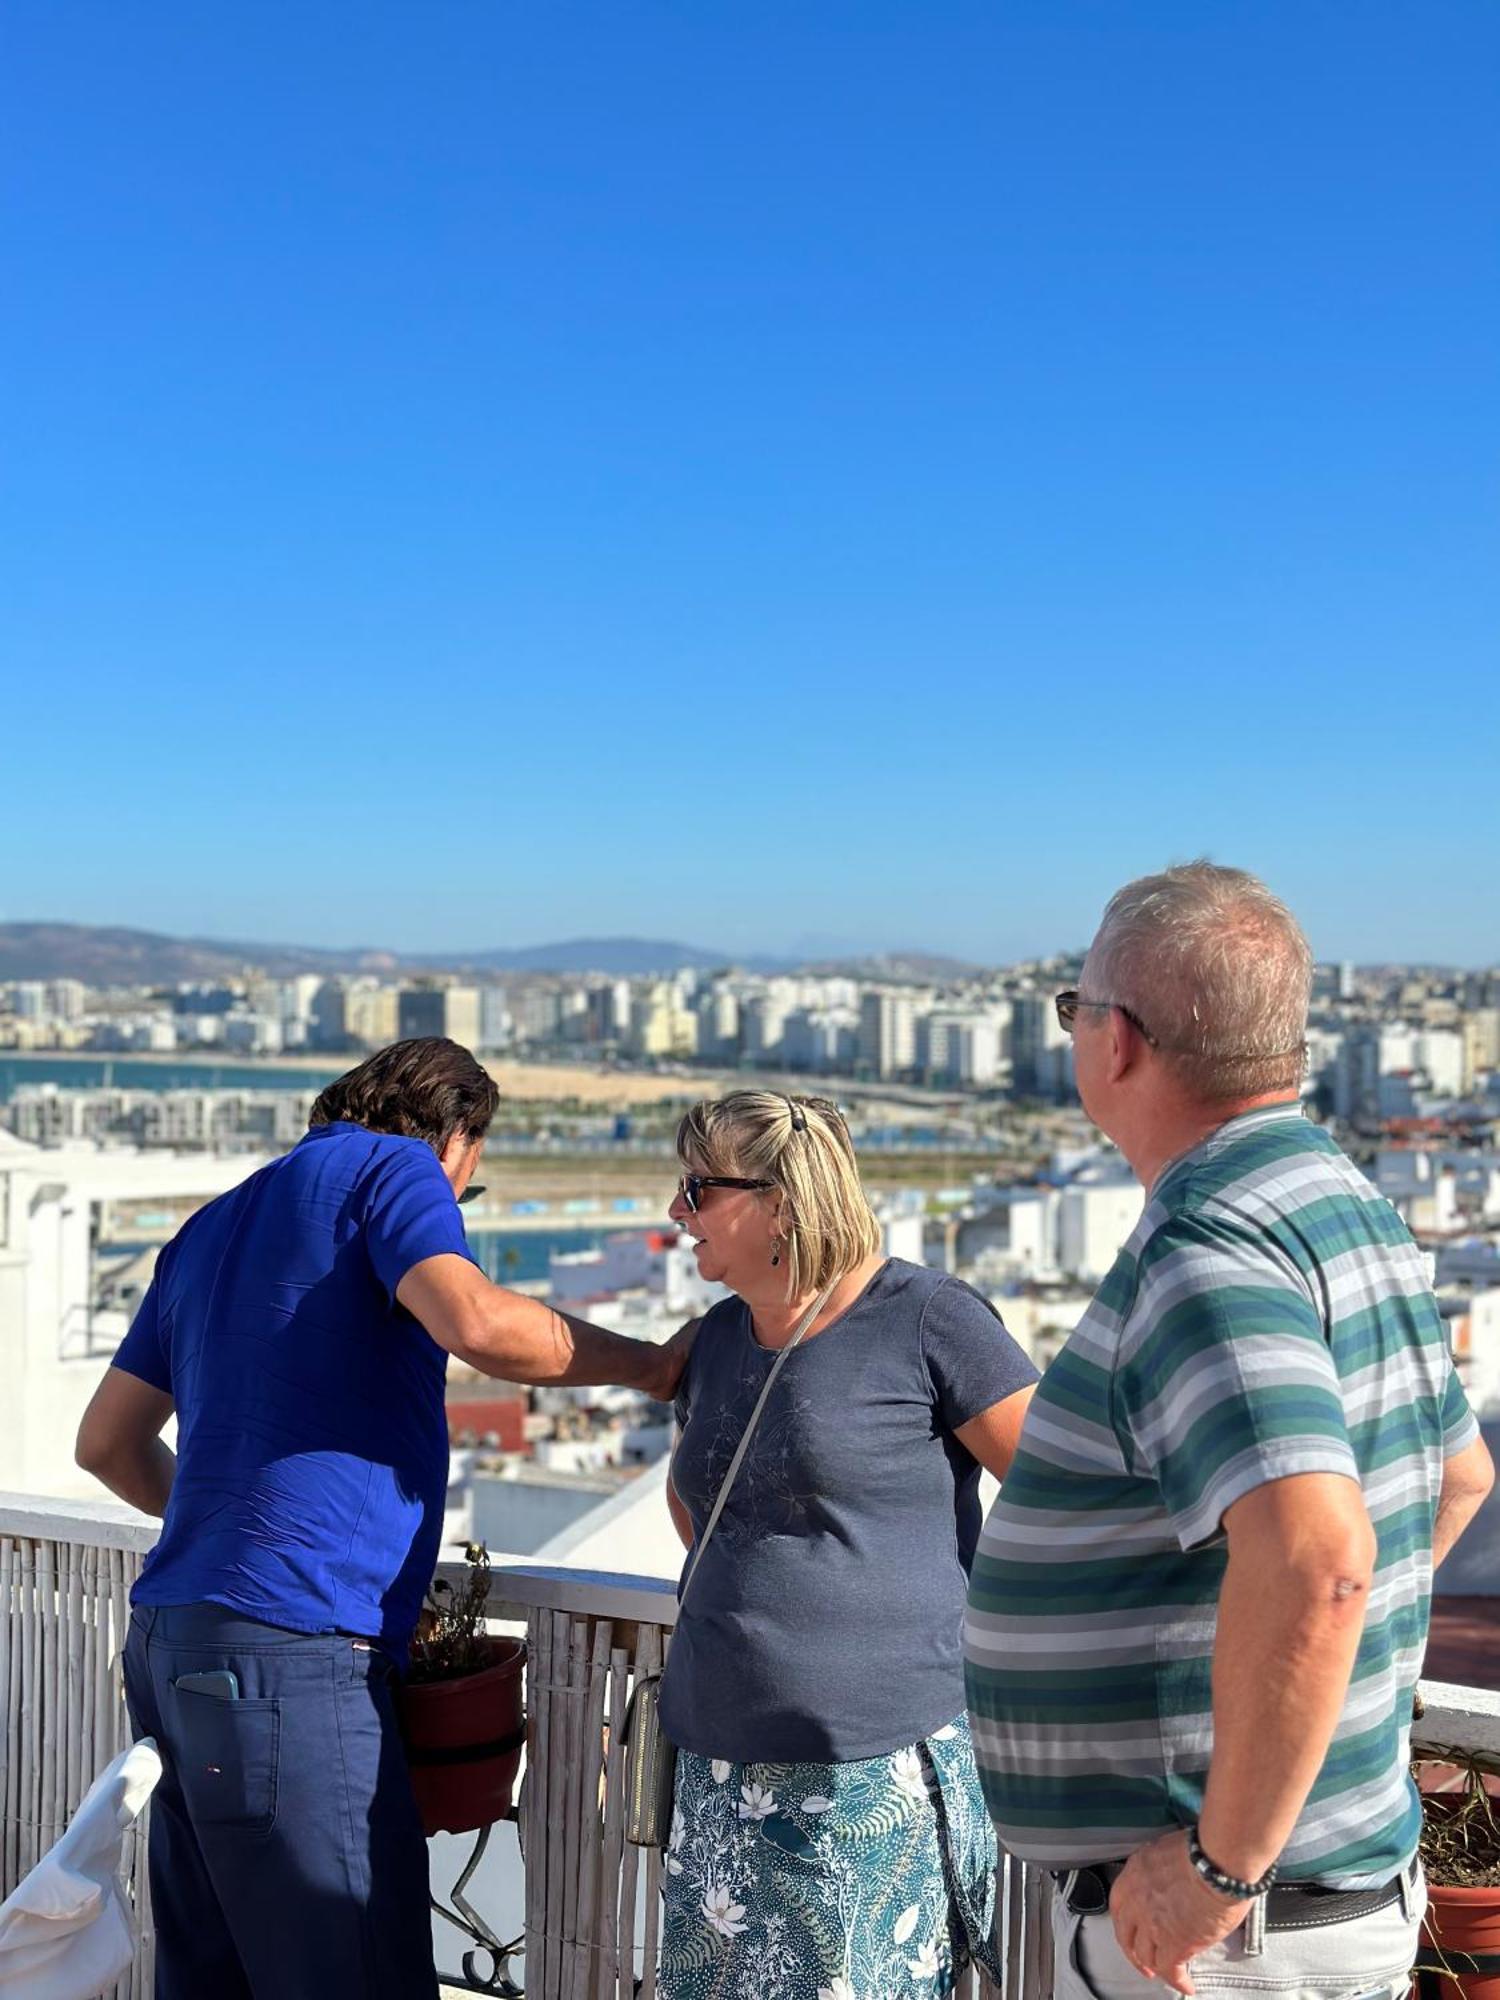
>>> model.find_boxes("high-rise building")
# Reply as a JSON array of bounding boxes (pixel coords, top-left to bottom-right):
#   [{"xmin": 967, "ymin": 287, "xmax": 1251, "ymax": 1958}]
[
  {"xmin": 858, "ymin": 990, "xmax": 918, "ymax": 1079},
  {"xmin": 628, "ymin": 983, "xmax": 698, "ymax": 1059},
  {"xmin": 398, "ymin": 984, "xmax": 482, "ymax": 1048},
  {"xmin": 309, "ymin": 980, "xmax": 347, "ymax": 1051},
  {"xmin": 1463, "ymin": 1010, "xmax": 1500, "ymax": 1090},
  {"xmin": 46, "ymin": 980, "xmax": 88, "ymax": 1021},
  {"xmin": 1009, "ymin": 994, "xmax": 1072, "ymax": 1098},
  {"xmin": 694, "ymin": 989, "xmax": 741, "ymax": 1063},
  {"xmin": 479, "ymin": 985, "xmax": 513, "ymax": 1050},
  {"xmin": 919, "ymin": 1011, "xmax": 1002, "ymax": 1087},
  {"xmin": 780, "ymin": 1006, "xmax": 859, "ymax": 1072},
  {"xmin": 345, "ymin": 983, "xmax": 400, "ymax": 1050},
  {"xmin": 511, "ymin": 987, "xmax": 562, "ymax": 1047}
]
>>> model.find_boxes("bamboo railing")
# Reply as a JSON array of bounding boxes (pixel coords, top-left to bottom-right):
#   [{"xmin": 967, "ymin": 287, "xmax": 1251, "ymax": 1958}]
[
  {"xmin": 0, "ymin": 1497, "xmax": 154, "ymax": 2000},
  {"xmin": 7, "ymin": 1496, "xmax": 1499, "ymax": 2000}
]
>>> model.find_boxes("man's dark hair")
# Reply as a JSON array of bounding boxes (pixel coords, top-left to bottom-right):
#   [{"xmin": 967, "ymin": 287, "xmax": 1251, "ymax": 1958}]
[{"xmin": 309, "ymin": 1039, "xmax": 500, "ymax": 1152}]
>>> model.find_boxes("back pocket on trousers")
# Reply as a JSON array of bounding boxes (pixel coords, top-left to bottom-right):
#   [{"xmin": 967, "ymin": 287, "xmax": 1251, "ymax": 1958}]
[{"xmin": 169, "ymin": 1684, "xmax": 281, "ymax": 1833}]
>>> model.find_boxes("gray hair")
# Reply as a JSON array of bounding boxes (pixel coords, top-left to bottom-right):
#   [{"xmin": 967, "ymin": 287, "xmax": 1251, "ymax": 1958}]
[{"xmin": 1084, "ymin": 861, "xmax": 1312, "ymax": 1102}]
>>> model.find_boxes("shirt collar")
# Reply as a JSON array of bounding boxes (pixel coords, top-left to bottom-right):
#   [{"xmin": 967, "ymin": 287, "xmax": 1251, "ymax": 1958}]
[{"xmin": 1151, "ymin": 1097, "xmax": 1307, "ymax": 1194}]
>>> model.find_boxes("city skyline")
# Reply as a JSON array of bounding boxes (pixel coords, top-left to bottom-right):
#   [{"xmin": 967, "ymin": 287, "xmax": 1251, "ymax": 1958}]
[{"xmin": 4, "ymin": 5, "xmax": 1497, "ymax": 963}]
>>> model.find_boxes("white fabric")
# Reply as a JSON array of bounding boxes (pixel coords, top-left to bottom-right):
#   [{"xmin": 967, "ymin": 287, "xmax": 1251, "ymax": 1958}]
[{"xmin": 0, "ymin": 1738, "xmax": 162, "ymax": 2000}]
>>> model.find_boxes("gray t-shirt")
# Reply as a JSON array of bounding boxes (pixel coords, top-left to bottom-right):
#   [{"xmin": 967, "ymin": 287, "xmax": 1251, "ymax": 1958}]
[{"xmin": 659, "ymin": 1258, "xmax": 1037, "ymax": 1764}]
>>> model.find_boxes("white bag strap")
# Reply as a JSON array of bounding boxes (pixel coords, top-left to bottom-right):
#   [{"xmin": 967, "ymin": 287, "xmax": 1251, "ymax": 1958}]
[{"xmin": 678, "ymin": 1280, "xmax": 835, "ymax": 1606}]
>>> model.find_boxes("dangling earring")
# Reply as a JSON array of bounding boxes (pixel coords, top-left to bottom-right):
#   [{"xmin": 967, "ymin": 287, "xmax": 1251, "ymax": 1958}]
[{"xmin": 770, "ymin": 1243, "xmax": 781, "ymax": 1267}]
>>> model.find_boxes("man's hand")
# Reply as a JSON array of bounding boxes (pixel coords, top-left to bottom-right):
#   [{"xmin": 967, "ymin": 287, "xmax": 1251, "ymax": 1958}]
[
  {"xmin": 1109, "ymin": 1831, "xmax": 1249, "ymax": 1997},
  {"xmin": 650, "ymin": 1316, "xmax": 702, "ymax": 1404}
]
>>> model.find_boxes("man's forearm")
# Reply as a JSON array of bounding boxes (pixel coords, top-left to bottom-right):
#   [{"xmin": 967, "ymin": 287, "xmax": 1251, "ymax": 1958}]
[
  {"xmin": 1197, "ymin": 1535, "xmax": 1371, "ymax": 1880},
  {"xmin": 88, "ymin": 1442, "xmax": 176, "ymax": 1519},
  {"xmin": 471, "ymin": 1290, "xmax": 669, "ymax": 1394}
]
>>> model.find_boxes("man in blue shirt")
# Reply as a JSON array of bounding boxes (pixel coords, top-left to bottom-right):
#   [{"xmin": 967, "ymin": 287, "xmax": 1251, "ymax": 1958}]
[{"xmin": 75, "ymin": 1037, "xmax": 691, "ymax": 2000}]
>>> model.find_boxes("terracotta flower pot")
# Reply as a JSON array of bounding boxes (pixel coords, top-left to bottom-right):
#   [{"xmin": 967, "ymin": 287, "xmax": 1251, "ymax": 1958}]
[
  {"xmin": 1421, "ymin": 1883, "xmax": 1500, "ymax": 2000},
  {"xmin": 397, "ymin": 1636, "xmax": 526, "ymax": 1838}
]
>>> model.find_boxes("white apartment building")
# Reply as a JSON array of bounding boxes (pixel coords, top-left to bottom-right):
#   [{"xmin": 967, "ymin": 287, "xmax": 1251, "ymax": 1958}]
[
  {"xmin": 222, "ymin": 1010, "xmax": 284, "ymax": 1055},
  {"xmin": 920, "ymin": 1010, "xmax": 1003, "ymax": 1088},
  {"xmin": 1010, "ymin": 993, "xmax": 1074, "ymax": 1100},
  {"xmin": 694, "ymin": 988, "xmax": 741, "ymax": 1062},
  {"xmin": 627, "ymin": 983, "xmax": 698, "ymax": 1060},
  {"xmin": 741, "ymin": 990, "xmax": 791, "ymax": 1064},
  {"xmin": 858, "ymin": 989, "xmax": 920, "ymax": 1078},
  {"xmin": 954, "ymin": 1155, "xmax": 1141, "ymax": 1286},
  {"xmin": 781, "ymin": 1006, "xmax": 859, "ymax": 1072},
  {"xmin": 1333, "ymin": 1025, "xmax": 1466, "ymax": 1120},
  {"xmin": 0, "ymin": 1133, "xmax": 267, "ymax": 1499},
  {"xmin": 548, "ymin": 1230, "xmax": 727, "ymax": 1318},
  {"xmin": 344, "ymin": 980, "xmax": 400, "ymax": 1049},
  {"xmin": 511, "ymin": 986, "xmax": 562, "ymax": 1047},
  {"xmin": 1056, "ymin": 1171, "xmax": 1145, "ymax": 1283}
]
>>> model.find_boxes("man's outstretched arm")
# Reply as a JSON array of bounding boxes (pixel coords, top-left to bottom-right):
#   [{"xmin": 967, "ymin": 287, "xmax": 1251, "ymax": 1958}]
[
  {"xmin": 76, "ymin": 1368, "xmax": 177, "ymax": 1517},
  {"xmin": 398, "ymin": 1253, "xmax": 694, "ymax": 1401}
]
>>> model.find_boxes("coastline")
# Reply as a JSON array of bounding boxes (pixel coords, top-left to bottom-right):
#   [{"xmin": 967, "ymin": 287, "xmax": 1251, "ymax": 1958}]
[{"xmin": 0, "ymin": 1046, "xmax": 733, "ymax": 1105}]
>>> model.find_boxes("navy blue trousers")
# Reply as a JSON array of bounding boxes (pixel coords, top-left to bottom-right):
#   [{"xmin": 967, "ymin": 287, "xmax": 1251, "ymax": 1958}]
[{"xmin": 123, "ymin": 1603, "xmax": 438, "ymax": 2000}]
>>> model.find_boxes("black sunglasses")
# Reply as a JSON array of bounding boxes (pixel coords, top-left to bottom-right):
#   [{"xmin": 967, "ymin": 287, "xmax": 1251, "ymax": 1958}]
[
  {"xmin": 676, "ymin": 1173, "xmax": 773, "ymax": 1214},
  {"xmin": 1054, "ymin": 989, "xmax": 1160, "ymax": 1048}
]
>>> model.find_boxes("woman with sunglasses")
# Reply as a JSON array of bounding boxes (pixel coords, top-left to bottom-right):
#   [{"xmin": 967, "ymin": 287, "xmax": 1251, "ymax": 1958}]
[{"xmin": 657, "ymin": 1090, "xmax": 1037, "ymax": 2000}]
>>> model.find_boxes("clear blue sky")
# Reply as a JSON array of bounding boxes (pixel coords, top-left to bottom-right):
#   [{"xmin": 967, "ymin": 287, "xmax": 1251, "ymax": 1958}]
[{"xmin": 3, "ymin": 3, "xmax": 1496, "ymax": 965}]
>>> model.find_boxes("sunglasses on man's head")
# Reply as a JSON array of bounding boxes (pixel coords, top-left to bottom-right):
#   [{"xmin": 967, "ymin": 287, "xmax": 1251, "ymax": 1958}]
[{"xmin": 676, "ymin": 1173, "xmax": 773, "ymax": 1214}]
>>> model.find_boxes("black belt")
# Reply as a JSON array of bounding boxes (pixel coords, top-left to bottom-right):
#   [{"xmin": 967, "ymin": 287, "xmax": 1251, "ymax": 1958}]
[{"xmin": 1057, "ymin": 1862, "xmax": 1408, "ymax": 1933}]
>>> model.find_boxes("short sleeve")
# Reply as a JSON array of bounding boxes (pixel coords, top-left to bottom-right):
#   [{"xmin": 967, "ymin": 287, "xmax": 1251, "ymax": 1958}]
[
  {"xmin": 112, "ymin": 1279, "xmax": 171, "ymax": 1393},
  {"xmin": 921, "ymin": 1278, "xmax": 1038, "ymax": 1431},
  {"xmin": 1441, "ymin": 1359, "xmax": 1481, "ymax": 1457},
  {"xmin": 1118, "ymin": 1212, "xmax": 1359, "ymax": 1550},
  {"xmin": 363, "ymin": 1142, "xmax": 473, "ymax": 1303}
]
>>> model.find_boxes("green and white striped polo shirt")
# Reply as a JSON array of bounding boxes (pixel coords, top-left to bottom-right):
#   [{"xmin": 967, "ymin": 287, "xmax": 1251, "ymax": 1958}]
[{"xmin": 964, "ymin": 1102, "xmax": 1478, "ymax": 1887}]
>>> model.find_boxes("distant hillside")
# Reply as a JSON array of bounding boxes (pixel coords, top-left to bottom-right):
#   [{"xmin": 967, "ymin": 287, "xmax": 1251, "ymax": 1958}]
[
  {"xmin": 413, "ymin": 938, "xmax": 752, "ymax": 975},
  {"xmin": 0, "ymin": 923, "xmax": 390, "ymax": 985},
  {"xmin": 0, "ymin": 922, "xmax": 783, "ymax": 984}
]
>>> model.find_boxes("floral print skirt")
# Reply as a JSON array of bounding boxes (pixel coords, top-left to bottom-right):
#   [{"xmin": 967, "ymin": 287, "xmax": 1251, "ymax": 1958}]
[{"xmin": 658, "ymin": 1713, "xmax": 998, "ymax": 2000}]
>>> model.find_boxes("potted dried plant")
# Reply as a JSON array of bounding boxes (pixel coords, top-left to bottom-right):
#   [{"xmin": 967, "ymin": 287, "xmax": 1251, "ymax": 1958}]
[
  {"xmin": 1416, "ymin": 1757, "xmax": 1500, "ymax": 2000},
  {"xmin": 398, "ymin": 1543, "xmax": 526, "ymax": 1838}
]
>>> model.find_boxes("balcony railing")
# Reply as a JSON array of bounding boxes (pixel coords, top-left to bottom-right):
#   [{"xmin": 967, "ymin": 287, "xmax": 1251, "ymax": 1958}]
[{"xmin": 3, "ymin": 1491, "xmax": 1498, "ymax": 2000}]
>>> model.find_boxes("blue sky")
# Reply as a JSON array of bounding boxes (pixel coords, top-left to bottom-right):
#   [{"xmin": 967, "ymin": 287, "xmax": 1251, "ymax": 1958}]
[{"xmin": 3, "ymin": 3, "xmax": 1496, "ymax": 965}]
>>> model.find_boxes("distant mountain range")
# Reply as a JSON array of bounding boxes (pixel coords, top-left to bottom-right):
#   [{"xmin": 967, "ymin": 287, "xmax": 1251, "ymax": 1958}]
[{"xmin": 0, "ymin": 922, "xmax": 987, "ymax": 986}]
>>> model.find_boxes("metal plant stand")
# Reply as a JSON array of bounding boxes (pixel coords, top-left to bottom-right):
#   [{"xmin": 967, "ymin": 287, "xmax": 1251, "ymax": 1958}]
[{"xmin": 432, "ymin": 1811, "xmax": 525, "ymax": 1996}]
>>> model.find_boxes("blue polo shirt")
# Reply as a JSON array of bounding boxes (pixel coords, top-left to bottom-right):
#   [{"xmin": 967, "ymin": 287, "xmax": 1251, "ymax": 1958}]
[{"xmin": 113, "ymin": 1121, "xmax": 473, "ymax": 1656}]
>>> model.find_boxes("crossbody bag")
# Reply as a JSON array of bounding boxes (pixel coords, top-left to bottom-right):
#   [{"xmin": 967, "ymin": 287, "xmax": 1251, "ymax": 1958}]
[{"xmin": 619, "ymin": 1280, "xmax": 835, "ymax": 1846}]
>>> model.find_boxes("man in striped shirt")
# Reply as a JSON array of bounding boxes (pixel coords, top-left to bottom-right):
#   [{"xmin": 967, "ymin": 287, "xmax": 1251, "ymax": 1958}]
[{"xmin": 964, "ymin": 863, "xmax": 1494, "ymax": 2000}]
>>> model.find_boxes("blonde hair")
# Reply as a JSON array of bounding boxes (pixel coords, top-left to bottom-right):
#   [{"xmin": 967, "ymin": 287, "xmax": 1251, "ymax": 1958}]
[
  {"xmin": 675, "ymin": 1090, "xmax": 881, "ymax": 1295},
  {"xmin": 1086, "ymin": 860, "xmax": 1312, "ymax": 1102}
]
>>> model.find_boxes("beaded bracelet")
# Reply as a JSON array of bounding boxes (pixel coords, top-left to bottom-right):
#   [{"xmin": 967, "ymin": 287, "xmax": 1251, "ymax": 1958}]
[{"xmin": 1187, "ymin": 1827, "xmax": 1279, "ymax": 1900}]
